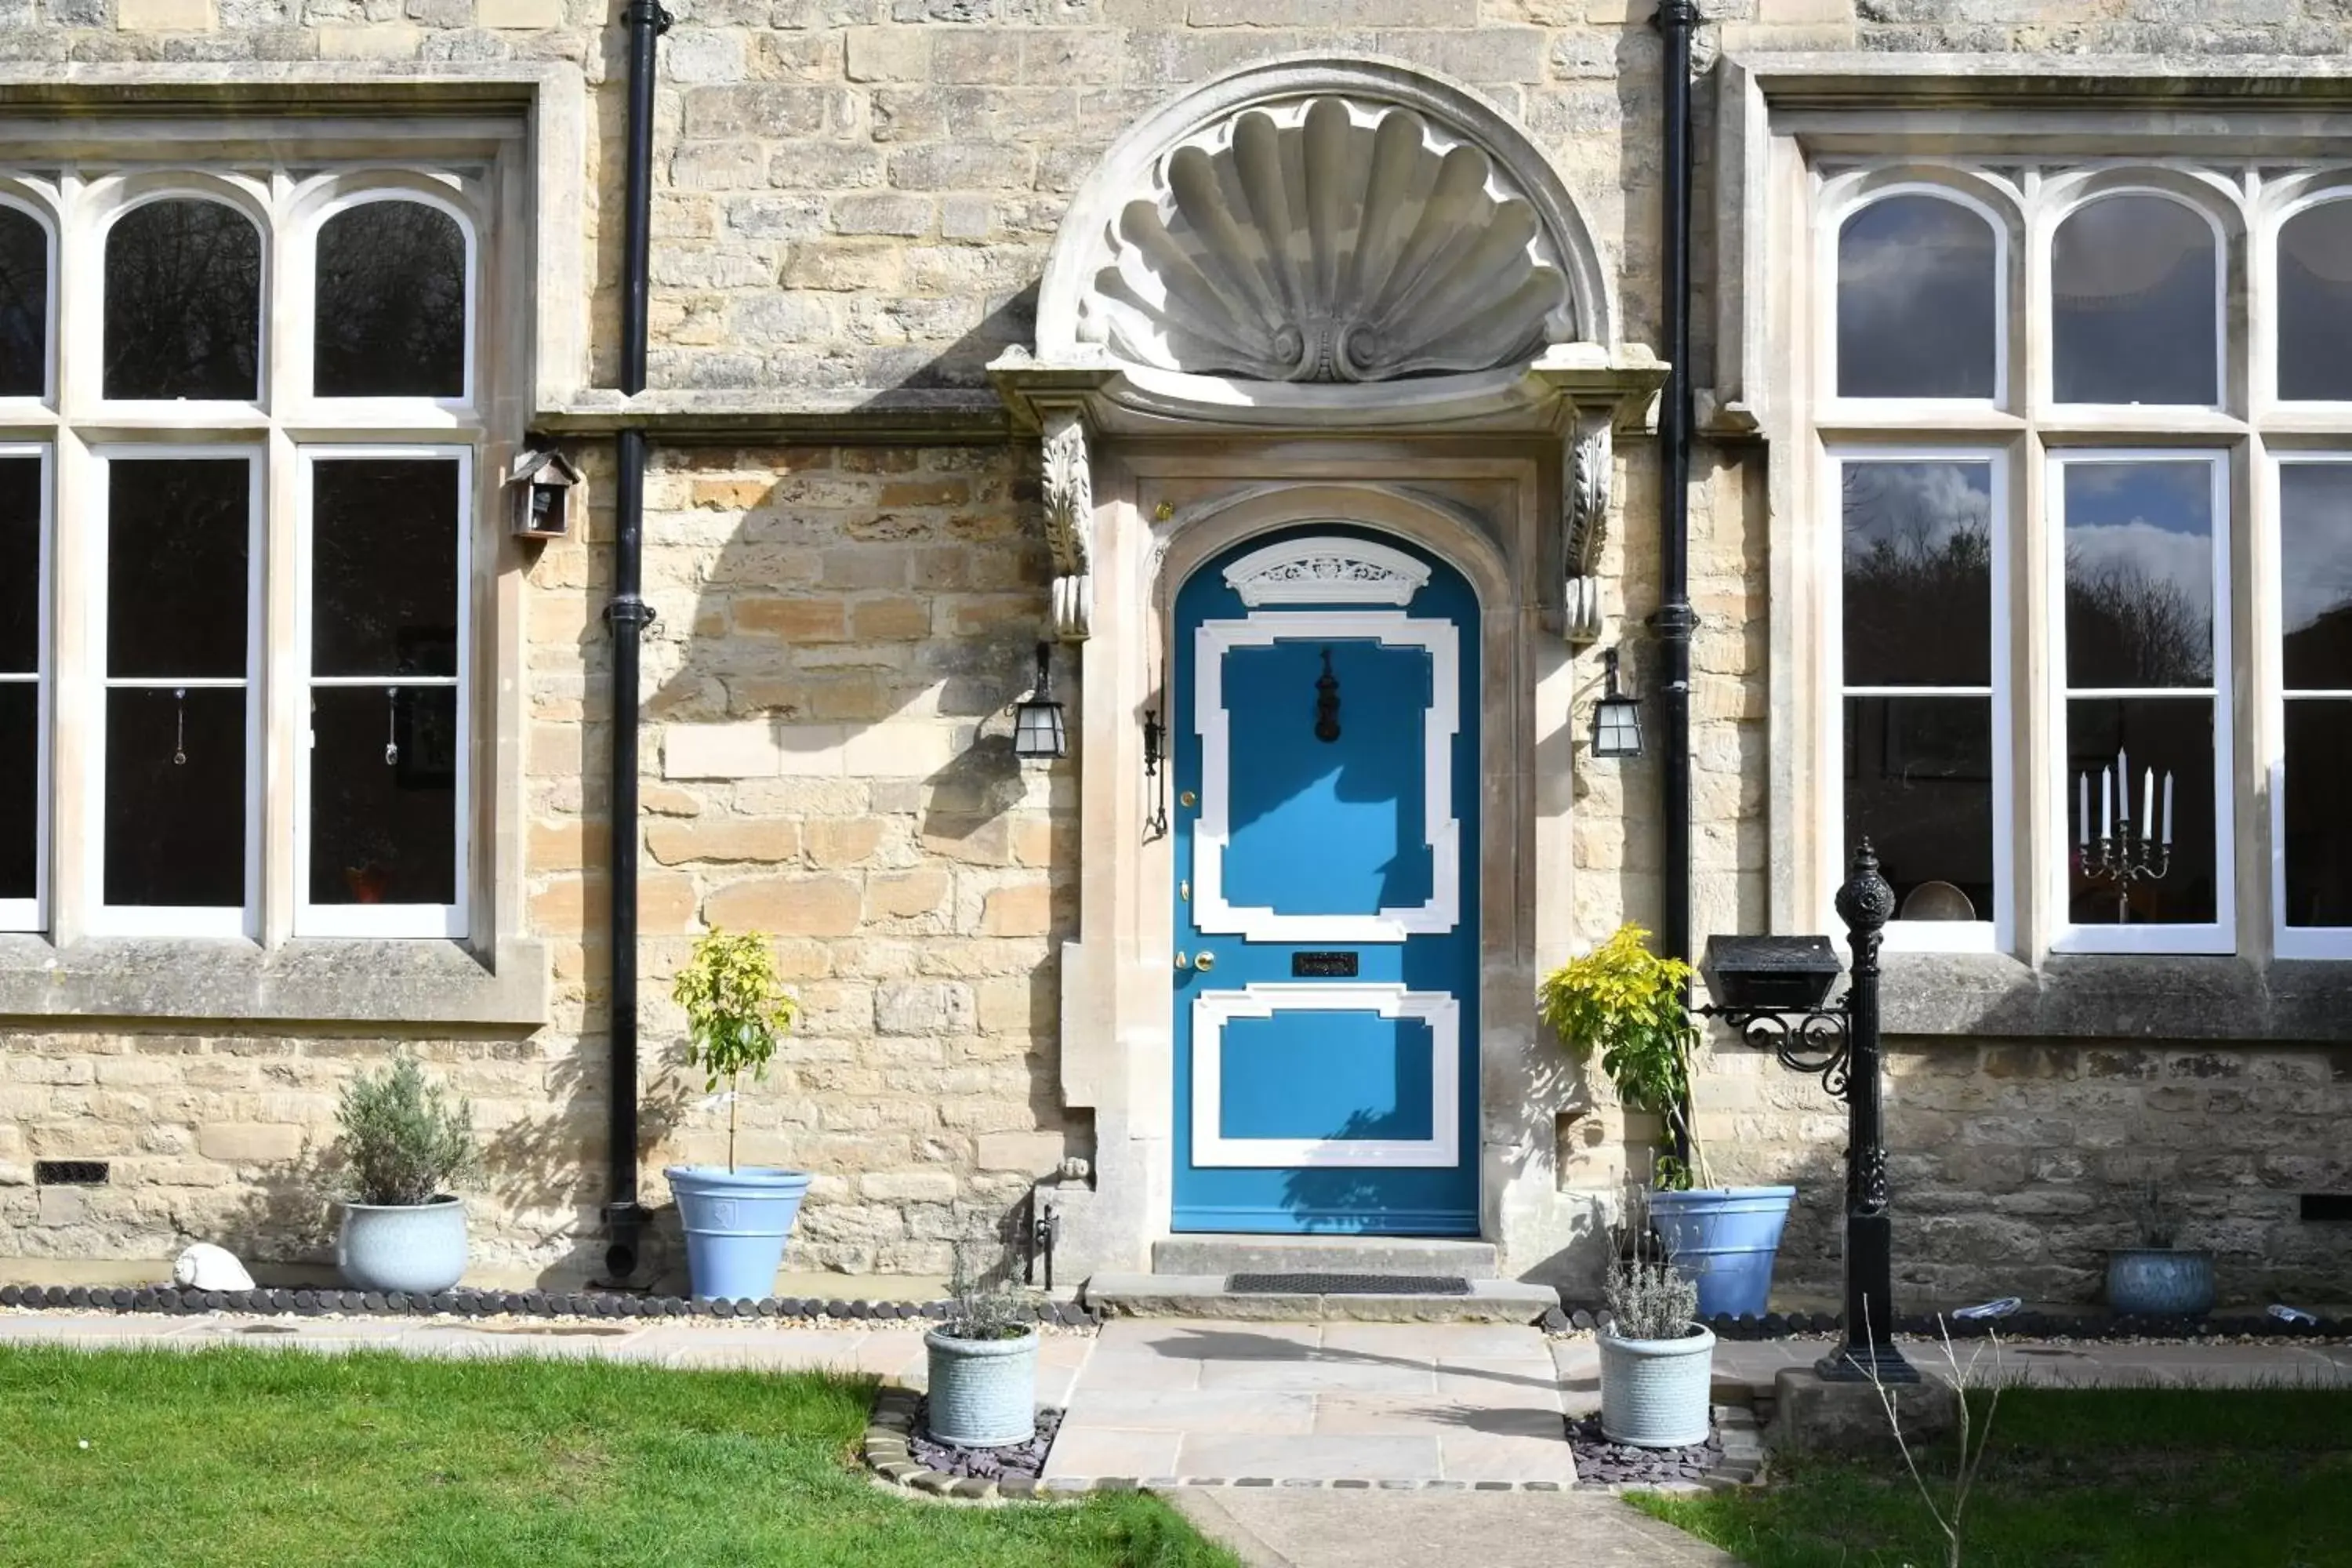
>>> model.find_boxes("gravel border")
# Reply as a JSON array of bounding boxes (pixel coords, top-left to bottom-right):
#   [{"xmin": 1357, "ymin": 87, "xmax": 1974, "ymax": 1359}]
[
  {"xmin": 1566, "ymin": 1407, "xmax": 1764, "ymax": 1496},
  {"xmin": 1544, "ymin": 1305, "xmax": 2350, "ymax": 1343},
  {"xmin": 864, "ymin": 1386, "xmax": 1067, "ymax": 1502},
  {"xmin": 0, "ymin": 1283, "xmax": 1102, "ymax": 1330}
]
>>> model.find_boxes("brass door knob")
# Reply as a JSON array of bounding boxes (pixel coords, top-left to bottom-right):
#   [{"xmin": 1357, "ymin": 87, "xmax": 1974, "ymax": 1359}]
[{"xmin": 1192, "ymin": 951, "xmax": 1216, "ymax": 972}]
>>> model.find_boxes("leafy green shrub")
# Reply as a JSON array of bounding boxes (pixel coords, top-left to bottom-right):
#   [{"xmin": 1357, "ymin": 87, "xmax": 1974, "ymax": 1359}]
[
  {"xmin": 1537, "ymin": 922, "xmax": 1710, "ymax": 1189},
  {"xmin": 333, "ymin": 1053, "xmax": 482, "ymax": 1207},
  {"xmin": 673, "ymin": 928, "xmax": 798, "ymax": 1173}
]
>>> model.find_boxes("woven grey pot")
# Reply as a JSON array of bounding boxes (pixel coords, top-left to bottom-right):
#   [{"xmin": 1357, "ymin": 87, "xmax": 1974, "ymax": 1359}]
[
  {"xmin": 2107, "ymin": 1248, "xmax": 2216, "ymax": 1317},
  {"xmin": 924, "ymin": 1326, "xmax": 1040, "ymax": 1448},
  {"xmin": 336, "ymin": 1196, "xmax": 466, "ymax": 1295},
  {"xmin": 1597, "ymin": 1323, "xmax": 1715, "ymax": 1449}
]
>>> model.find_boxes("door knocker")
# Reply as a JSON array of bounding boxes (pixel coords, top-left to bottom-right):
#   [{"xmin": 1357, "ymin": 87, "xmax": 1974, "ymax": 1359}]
[{"xmin": 1313, "ymin": 647, "xmax": 1341, "ymax": 742}]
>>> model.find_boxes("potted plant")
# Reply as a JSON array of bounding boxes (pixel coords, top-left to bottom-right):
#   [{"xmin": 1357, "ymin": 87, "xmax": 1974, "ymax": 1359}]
[
  {"xmin": 1539, "ymin": 923, "xmax": 1796, "ymax": 1319},
  {"xmin": 924, "ymin": 1246, "xmax": 1040, "ymax": 1449},
  {"xmin": 332, "ymin": 1052, "xmax": 482, "ymax": 1294},
  {"xmin": 1596, "ymin": 1232, "xmax": 1715, "ymax": 1448},
  {"xmin": 666, "ymin": 928, "xmax": 809, "ymax": 1301},
  {"xmin": 2106, "ymin": 1180, "xmax": 2215, "ymax": 1318}
]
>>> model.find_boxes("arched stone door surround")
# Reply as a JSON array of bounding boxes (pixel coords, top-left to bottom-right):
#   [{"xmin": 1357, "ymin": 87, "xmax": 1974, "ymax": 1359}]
[{"xmin": 992, "ymin": 56, "xmax": 1664, "ymax": 1285}]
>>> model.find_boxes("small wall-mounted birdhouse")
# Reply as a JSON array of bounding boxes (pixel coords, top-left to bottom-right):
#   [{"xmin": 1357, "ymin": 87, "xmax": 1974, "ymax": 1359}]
[{"xmin": 509, "ymin": 448, "xmax": 584, "ymax": 540}]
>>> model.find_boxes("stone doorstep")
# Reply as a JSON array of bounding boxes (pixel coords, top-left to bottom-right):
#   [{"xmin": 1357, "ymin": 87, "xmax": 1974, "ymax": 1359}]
[
  {"xmin": 1149, "ymin": 1236, "xmax": 1501, "ymax": 1281},
  {"xmin": 1084, "ymin": 1275, "xmax": 1559, "ymax": 1325}
]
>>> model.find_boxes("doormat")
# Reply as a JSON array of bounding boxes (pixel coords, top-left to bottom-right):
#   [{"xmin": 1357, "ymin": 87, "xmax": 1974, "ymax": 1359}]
[{"xmin": 1226, "ymin": 1272, "xmax": 1471, "ymax": 1296}]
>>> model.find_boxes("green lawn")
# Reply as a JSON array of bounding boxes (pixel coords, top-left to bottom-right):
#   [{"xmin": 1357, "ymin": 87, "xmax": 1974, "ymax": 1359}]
[
  {"xmin": 0, "ymin": 1344, "xmax": 1234, "ymax": 1568},
  {"xmin": 1634, "ymin": 1386, "xmax": 2352, "ymax": 1568}
]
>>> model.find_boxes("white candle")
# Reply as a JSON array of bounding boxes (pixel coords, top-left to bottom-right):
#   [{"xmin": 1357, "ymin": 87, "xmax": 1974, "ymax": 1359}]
[
  {"xmin": 2118, "ymin": 749, "xmax": 2129, "ymax": 818},
  {"xmin": 2101, "ymin": 768, "xmax": 2113, "ymax": 840},
  {"xmin": 2142, "ymin": 768, "xmax": 2155, "ymax": 844},
  {"xmin": 2079, "ymin": 772, "xmax": 2091, "ymax": 848},
  {"xmin": 2161, "ymin": 771, "xmax": 2174, "ymax": 846}
]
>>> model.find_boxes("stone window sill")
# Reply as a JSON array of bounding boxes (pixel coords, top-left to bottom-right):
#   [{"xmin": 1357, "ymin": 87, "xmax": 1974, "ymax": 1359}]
[
  {"xmin": 0, "ymin": 936, "xmax": 548, "ymax": 1028},
  {"xmin": 1880, "ymin": 950, "xmax": 2352, "ymax": 1043}
]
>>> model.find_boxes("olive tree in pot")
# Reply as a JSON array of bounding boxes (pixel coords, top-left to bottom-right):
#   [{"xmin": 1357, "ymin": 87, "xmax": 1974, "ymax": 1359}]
[
  {"xmin": 1597, "ymin": 1232, "xmax": 1715, "ymax": 1448},
  {"xmin": 1539, "ymin": 924, "xmax": 1795, "ymax": 1319},
  {"xmin": 2107, "ymin": 1180, "xmax": 2215, "ymax": 1318},
  {"xmin": 666, "ymin": 929, "xmax": 808, "ymax": 1301},
  {"xmin": 924, "ymin": 1245, "xmax": 1040, "ymax": 1448},
  {"xmin": 333, "ymin": 1053, "xmax": 483, "ymax": 1294}
]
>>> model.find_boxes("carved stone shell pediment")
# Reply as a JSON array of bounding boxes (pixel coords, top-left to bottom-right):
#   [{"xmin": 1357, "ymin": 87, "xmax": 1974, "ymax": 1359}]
[{"xmin": 1081, "ymin": 96, "xmax": 1578, "ymax": 384}]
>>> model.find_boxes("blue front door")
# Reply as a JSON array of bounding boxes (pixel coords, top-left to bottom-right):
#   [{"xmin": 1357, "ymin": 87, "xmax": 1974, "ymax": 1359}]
[{"xmin": 1171, "ymin": 526, "xmax": 1479, "ymax": 1236}]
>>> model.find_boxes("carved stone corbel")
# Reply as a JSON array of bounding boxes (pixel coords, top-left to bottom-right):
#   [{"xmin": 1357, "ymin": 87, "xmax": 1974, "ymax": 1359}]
[
  {"xmin": 1563, "ymin": 410, "xmax": 1613, "ymax": 644},
  {"xmin": 1041, "ymin": 409, "xmax": 1093, "ymax": 641}
]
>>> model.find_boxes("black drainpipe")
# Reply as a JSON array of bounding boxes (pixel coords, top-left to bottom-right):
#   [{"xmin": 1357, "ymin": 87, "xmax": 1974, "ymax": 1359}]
[
  {"xmin": 601, "ymin": 0, "xmax": 670, "ymax": 1285},
  {"xmin": 1654, "ymin": 0, "xmax": 1700, "ymax": 1171}
]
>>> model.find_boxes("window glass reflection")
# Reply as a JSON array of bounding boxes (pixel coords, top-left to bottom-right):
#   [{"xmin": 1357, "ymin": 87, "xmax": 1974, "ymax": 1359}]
[
  {"xmin": 2278, "ymin": 201, "xmax": 2352, "ymax": 401},
  {"xmin": 2065, "ymin": 698, "xmax": 2216, "ymax": 926},
  {"xmin": 103, "ymin": 199, "xmax": 261, "ymax": 401},
  {"xmin": 2052, "ymin": 195, "xmax": 2217, "ymax": 406},
  {"xmin": 0, "ymin": 205, "xmax": 44, "ymax": 397},
  {"xmin": 2062, "ymin": 461, "xmax": 2214, "ymax": 689},
  {"xmin": 2281, "ymin": 463, "xmax": 2352, "ymax": 691},
  {"xmin": 314, "ymin": 201, "xmax": 466, "ymax": 398},
  {"xmin": 1844, "ymin": 695, "xmax": 1994, "ymax": 922},
  {"xmin": 1843, "ymin": 460, "xmax": 1992, "ymax": 687},
  {"xmin": 1837, "ymin": 194, "xmax": 1999, "ymax": 399}
]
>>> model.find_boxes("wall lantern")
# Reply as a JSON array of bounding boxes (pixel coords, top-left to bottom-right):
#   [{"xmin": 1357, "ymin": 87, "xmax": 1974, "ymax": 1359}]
[
  {"xmin": 1589, "ymin": 647, "xmax": 1643, "ymax": 759},
  {"xmin": 1013, "ymin": 642, "xmax": 1068, "ymax": 761},
  {"xmin": 509, "ymin": 447, "xmax": 585, "ymax": 540}
]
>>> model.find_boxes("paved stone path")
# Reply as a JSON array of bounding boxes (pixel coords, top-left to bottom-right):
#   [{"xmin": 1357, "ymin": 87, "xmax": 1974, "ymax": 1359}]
[
  {"xmin": 1168, "ymin": 1487, "xmax": 1742, "ymax": 1568},
  {"xmin": 1043, "ymin": 1320, "xmax": 1580, "ymax": 1486}
]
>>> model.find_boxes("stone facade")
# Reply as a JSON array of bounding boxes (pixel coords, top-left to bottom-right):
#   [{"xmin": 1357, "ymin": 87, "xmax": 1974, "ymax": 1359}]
[{"xmin": 5, "ymin": 0, "xmax": 2352, "ymax": 1305}]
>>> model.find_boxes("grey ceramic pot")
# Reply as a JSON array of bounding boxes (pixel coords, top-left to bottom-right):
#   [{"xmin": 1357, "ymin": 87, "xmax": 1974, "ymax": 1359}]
[
  {"xmin": 924, "ymin": 1327, "xmax": 1040, "ymax": 1448},
  {"xmin": 1597, "ymin": 1323, "xmax": 1716, "ymax": 1449},
  {"xmin": 337, "ymin": 1196, "xmax": 468, "ymax": 1294},
  {"xmin": 2106, "ymin": 1247, "xmax": 2216, "ymax": 1318}
]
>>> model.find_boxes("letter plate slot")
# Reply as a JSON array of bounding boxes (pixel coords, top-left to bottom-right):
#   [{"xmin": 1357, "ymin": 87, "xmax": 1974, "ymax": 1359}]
[{"xmin": 1292, "ymin": 951, "xmax": 1359, "ymax": 978}]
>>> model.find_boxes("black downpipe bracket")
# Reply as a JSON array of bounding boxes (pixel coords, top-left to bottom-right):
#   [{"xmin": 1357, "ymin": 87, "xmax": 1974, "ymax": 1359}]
[
  {"xmin": 601, "ymin": 0, "xmax": 670, "ymax": 1286},
  {"xmin": 1654, "ymin": 0, "xmax": 1700, "ymax": 1171}
]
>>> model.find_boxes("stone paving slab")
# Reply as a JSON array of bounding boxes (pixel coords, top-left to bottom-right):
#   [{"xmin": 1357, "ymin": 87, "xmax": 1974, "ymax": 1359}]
[
  {"xmin": 1047, "ymin": 1320, "xmax": 1577, "ymax": 1488},
  {"xmin": 1166, "ymin": 1487, "xmax": 1742, "ymax": 1568}
]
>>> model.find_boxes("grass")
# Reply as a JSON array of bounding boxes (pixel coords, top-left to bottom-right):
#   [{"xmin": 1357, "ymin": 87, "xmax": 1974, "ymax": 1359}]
[
  {"xmin": 1632, "ymin": 1385, "xmax": 2352, "ymax": 1568},
  {"xmin": 0, "ymin": 1344, "xmax": 1236, "ymax": 1568}
]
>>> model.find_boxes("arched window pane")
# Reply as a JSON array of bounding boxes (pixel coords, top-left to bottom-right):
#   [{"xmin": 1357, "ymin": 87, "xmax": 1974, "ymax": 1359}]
[
  {"xmin": 314, "ymin": 201, "xmax": 466, "ymax": 397},
  {"xmin": 1836, "ymin": 194, "xmax": 1998, "ymax": 399},
  {"xmin": 103, "ymin": 199, "xmax": 260, "ymax": 401},
  {"xmin": 2052, "ymin": 195, "xmax": 2217, "ymax": 406},
  {"xmin": 0, "ymin": 206, "xmax": 44, "ymax": 397},
  {"xmin": 2278, "ymin": 201, "xmax": 2352, "ymax": 401}
]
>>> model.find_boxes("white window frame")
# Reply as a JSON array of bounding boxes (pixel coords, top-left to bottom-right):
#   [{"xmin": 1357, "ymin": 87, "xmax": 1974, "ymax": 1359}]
[
  {"xmin": 85, "ymin": 445, "xmax": 265, "ymax": 941},
  {"xmin": 2266, "ymin": 187, "xmax": 2352, "ymax": 415},
  {"xmin": 2268, "ymin": 450, "xmax": 2352, "ymax": 959},
  {"xmin": 1824, "ymin": 445, "xmax": 2013, "ymax": 953},
  {"xmin": 0, "ymin": 183, "xmax": 56, "ymax": 405},
  {"xmin": 293, "ymin": 445, "xmax": 472, "ymax": 941},
  {"xmin": 0, "ymin": 151, "xmax": 495, "ymax": 947},
  {"xmin": 2045, "ymin": 449, "xmax": 2236, "ymax": 956},
  {"xmin": 1817, "ymin": 181, "xmax": 2013, "ymax": 417},
  {"xmin": 0, "ymin": 441, "xmax": 49, "ymax": 933},
  {"xmin": 2043, "ymin": 184, "xmax": 2230, "ymax": 416}
]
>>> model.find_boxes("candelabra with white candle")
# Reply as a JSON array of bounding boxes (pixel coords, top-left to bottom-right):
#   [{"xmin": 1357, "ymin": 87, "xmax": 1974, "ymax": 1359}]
[{"xmin": 2077, "ymin": 749, "xmax": 2174, "ymax": 924}]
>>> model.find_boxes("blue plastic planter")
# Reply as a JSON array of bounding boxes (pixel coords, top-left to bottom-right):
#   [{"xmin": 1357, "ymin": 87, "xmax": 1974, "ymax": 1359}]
[
  {"xmin": 665, "ymin": 1165, "xmax": 811, "ymax": 1301},
  {"xmin": 1648, "ymin": 1185, "xmax": 1797, "ymax": 1319}
]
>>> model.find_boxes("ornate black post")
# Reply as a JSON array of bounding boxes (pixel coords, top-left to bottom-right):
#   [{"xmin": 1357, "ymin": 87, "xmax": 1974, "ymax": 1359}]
[
  {"xmin": 1822, "ymin": 843, "xmax": 1916, "ymax": 1383},
  {"xmin": 1693, "ymin": 842, "xmax": 1918, "ymax": 1384}
]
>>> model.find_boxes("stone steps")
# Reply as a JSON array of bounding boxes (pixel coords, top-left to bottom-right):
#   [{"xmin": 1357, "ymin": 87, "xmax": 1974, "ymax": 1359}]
[
  {"xmin": 1149, "ymin": 1234, "xmax": 1500, "ymax": 1279},
  {"xmin": 1083, "ymin": 1272, "xmax": 1557, "ymax": 1323}
]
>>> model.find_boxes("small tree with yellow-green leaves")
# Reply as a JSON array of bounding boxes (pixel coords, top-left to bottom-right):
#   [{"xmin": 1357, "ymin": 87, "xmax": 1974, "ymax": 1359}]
[
  {"xmin": 1537, "ymin": 923, "xmax": 1711, "ymax": 1190},
  {"xmin": 673, "ymin": 930, "xmax": 797, "ymax": 1173}
]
